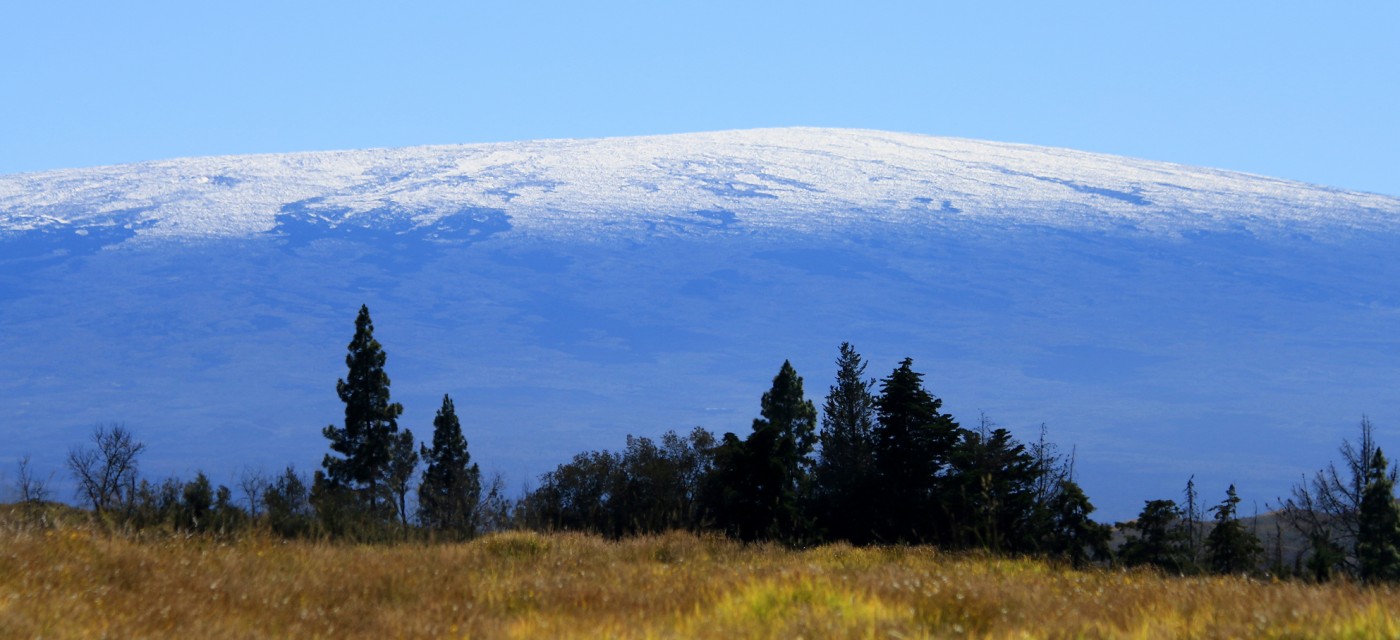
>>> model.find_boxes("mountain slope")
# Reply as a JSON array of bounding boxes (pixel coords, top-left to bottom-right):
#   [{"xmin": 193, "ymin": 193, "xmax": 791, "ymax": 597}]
[{"xmin": 2, "ymin": 128, "xmax": 1398, "ymax": 520}]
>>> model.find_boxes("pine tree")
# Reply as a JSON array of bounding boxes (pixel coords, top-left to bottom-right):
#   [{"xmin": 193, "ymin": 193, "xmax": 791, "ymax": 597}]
[
  {"xmin": 872, "ymin": 358, "xmax": 962, "ymax": 544},
  {"xmin": 418, "ymin": 394, "xmax": 482, "ymax": 537},
  {"xmin": 1203, "ymin": 484, "xmax": 1262, "ymax": 574},
  {"xmin": 950, "ymin": 416, "xmax": 1042, "ymax": 552},
  {"xmin": 387, "ymin": 428, "xmax": 418, "ymax": 528},
  {"xmin": 813, "ymin": 342, "xmax": 879, "ymax": 543},
  {"xmin": 709, "ymin": 360, "xmax": 818, "ymax": 543},
  {"xmin": 1044, "ymin": 478, "xmax": 1111, "ymax": 567},
  {"xmin": 1357, "ymin": 448, "xmax": 1400, "ymax": 583},
  {"xmin": 318, "ymin": 304, "xmax": 405, "ymax": 520},
  {"xmin": 1120, "ymin": 499, "xmax": 1192, "ymax": 572}
]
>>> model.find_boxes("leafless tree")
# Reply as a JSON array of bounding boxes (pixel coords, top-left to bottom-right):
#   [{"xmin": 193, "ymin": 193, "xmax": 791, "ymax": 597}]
[
  {"xmin": 1276, "ymin": 416, "xmax": 1395, "ymax": 575},
  {"xmin": 67, "ymin": 423, "xmax": 145, "ymax": 514},
  {"xmin": 473, "ymin": 471, "xmax": 514, "ymax": 534},
  {"xmin": 16, "ymin": 454, "xmax": 52, "ymax": 503},
  {"xmin": 238, "ymin": 467, "xmax": 271, "ymax": 518}
]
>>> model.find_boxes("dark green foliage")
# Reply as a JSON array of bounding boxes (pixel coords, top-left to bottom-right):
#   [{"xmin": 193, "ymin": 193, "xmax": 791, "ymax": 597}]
[
  {"xmin": 387, "ymin": 428, "xmax": 418, "ymax": 527},
  {"xmin": 614, "ymin": 428, "xmax": 716, "ymax": 533},
  {"xmin": 522, "ymin": 428, "xmax": 716, "ymax": 537},
  {"xmin": 418, "ymin": 395, "xmax": 482, "ymax": 537},
  {"xmin": 949, "ymin": 415, "xmax": 1043, "ymax": 552},
  {"xmin": 1357, "ymin": 448, "xmax": 1400, "ymax": 583},
  {"xmin": 128, "ymin": 477, "xmax": 182, "ymax": 528},
  {"xmin": 709, "ymin": 361, "xmax": 817, "ymax": 543},
  {"xmin": 812, "ymin": 342, "xmax": 880, "ymax": 544},
  {"xmin": 178, "ymin": 472, "xmax": 214, "ymax": 532},
  {"xmin": 1306, "ymin": 532, "xmax": 1345, "ymax": 582},
  {"xmin": 210, "ymin": 484, "xmax": 244, "ymax": 533},
  {"xmin": 1120, "ymin": 499, "xmax": 1192, "ymax": 572},
  {"xmin": 1203, "ymin": 485, "xmax": 1262, "ymax": 574},
  {"xmin": 871, "ymin": 358, "xmax": 962, "ymax": 544},
  {"xmin": 524, "ymin": 449, "xmax": 623, "ymax": 533},
  {"xmin": 264, "ymin": 466, "xmax": 314, "ymax": 538},
  {"xmin": 1043, "ymin": 478, "xmax": 1112, "ymax": 567},
  {"xmin": 319, "ymin": 304, "xmax": 405, "ymax": 520},
  {"xmin": 319, "ymin": 302, "xmax": 403, "ymax": 512}
]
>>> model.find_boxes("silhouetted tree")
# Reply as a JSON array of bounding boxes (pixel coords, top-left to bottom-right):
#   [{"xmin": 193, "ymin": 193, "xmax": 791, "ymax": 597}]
[
  {"xmin": 1278, "ymin": 416, "xmax": 1392, "ymax": 577},
  {"xmin": 614, "ymin": 428, "xmax": 716, "ymax": 534},
  {"xmin": 523, "ymin": 449, "xmax": 625, "ymax": 534},
  {"xmin": 1358, "ymin": 448, "xmax": 1400, "ymax": 583},
  {"xmin": 418, "ymin": 395, "xmax": 482, "ymax": 537},
  {"xmin": 526, "ymin": 428, "xmax": 717, "ymax": 537},
  {"xmin": 67, "ymin": 423, "xmax": 144, "ymax": 516},
  {"xmin": 387, "ymin": 429, "xmax": 418, "ymax": 528},
  {"xmin": 14, "ymin": 454, "xmax": 51, "ymax": 504},
  {"xmin": 178, "ymin": 472, "xmax": 214, "ymax": 532},
  {"xmin": 317, "ymin": 304, "xmax": 404, "ymax": 522},
  {"xmin": 264, "ymin": 465, "xmax": 314, "ymax": 538},
  {"xmin": 238, "ymin": 467, "xmax": 270, "ymax": 518},
  {"xmin": 1120, "ymin": 499, "xmax": 1192, "ymax": 572},
  {"xmin": 871, "ymin": 358, "xmax": 962, "ymax": 543},
  {"xmin": 1182, "ymin": 476, "xmax": 1204, "ymax": 567},
  {"xmin": 710, "ymin": 361, "xmax": 817, "ymax": 543},
  {"xmin": 1204, "ymin": 484, "xmax": 1262, "ymax": 574},
  {"xmin": 812, "ymin": 342, "xmax": 880, "ymax": 543},
  {"xmin": 949, "ymin": 414, "xmax": 1043, "ymax": 552},
  {"xmin": 1043, "ymin": 478, "xmax": 1112, "ymax": 567}
]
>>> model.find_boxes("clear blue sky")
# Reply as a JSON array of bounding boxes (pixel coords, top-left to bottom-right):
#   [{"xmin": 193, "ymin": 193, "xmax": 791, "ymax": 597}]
[{"xmin": 3, "ymin": 1, "xmax": 1397, "ymax": 196}]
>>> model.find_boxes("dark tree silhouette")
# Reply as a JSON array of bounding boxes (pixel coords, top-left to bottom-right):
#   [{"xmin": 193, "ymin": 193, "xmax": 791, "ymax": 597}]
[
  {"xmin": 1204, "ymin": 484, "xmax": 1262, "ymax": 574},
  {"xmin": 1120, "ymin": 499, "xmax": 1192, "ymax": 573},
  {"xmin": 710, "ymin": 361, "xmax": 817, "ymax": 543},
  {"xmin": 67, "ymin": 423, "xmax": 145, "ymax": 515},
  {"xmin": 1043, "ymin": 478, "xmax": 1112, "ymax": 567},
  {"xmin": 812, "ymin": 342, "xmax": 880, "ymax": 543},
  {"xmin": 418, "ymin": 395, "xmax": 482, "ymax": 537},
  {"xmin": 317, "ymin": 304, "xmax": 405, "ymax": 521},
  {"xmin": 1358, "ymin": 448, "xmax": 1400, "ymax": 583},
  {"xmin": 872, "ymin": 358, "xmax": 962, "ymax": 543}
]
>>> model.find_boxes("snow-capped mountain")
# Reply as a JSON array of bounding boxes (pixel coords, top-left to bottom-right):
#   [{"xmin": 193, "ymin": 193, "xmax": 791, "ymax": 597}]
[{"xmin": 3, "ymin": 128, "xmax": 1399, "ymax": 520}]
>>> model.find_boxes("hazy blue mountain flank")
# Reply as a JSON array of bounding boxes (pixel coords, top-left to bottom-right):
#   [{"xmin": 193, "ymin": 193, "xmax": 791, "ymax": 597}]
[{"xmin": 3, "ymin": 128, "xmax": 1398, "ymax": 520}]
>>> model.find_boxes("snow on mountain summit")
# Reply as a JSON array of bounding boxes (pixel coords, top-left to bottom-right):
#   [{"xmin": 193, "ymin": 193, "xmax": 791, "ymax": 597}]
[{"xmin": 3, "ymin": 128, "xmax": 1397, "ymax": 243}]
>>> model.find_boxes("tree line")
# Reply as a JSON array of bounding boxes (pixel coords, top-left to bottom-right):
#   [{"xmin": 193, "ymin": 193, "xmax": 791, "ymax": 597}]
[{"xmin": 14, "ymin": 304, "xmax": 1400, "ymax": 582}]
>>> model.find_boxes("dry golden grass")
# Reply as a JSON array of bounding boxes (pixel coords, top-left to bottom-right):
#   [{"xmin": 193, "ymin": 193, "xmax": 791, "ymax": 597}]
[{"xmin": 4, "ymin": 519, "xmax": 1400, "ymax": 639}]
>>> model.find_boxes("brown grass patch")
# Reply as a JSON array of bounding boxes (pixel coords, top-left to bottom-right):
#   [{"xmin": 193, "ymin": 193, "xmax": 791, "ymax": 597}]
[{"xmin": 3, "ymin": 521, "xmax": 1399, "ymax": 638}]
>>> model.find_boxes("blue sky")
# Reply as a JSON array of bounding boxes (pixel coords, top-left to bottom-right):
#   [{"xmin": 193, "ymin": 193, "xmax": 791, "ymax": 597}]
[{"xmin": 3, "ymin": 2, "xmax": 1397, "ymax": 196}]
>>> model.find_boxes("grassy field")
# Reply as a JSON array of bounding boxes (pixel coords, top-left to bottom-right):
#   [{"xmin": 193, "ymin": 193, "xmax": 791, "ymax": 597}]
[{"xmin": 4, "ymin": 518, "xmax": 1400, "ymax": 638}]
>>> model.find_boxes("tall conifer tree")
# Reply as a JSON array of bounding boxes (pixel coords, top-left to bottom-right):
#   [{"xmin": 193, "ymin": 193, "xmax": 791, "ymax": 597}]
[
  {"xmin": 872, "ymin": 358, "xmax": 962, "ymax": 543},
  {"xmin": 418, "ymin": 394, "xmax": 482, "ymax": 537},
  {"xmin": 1358, "ymin": 448, "xmax": 1400, "ymax": 582},
  {"xmin": 318, "ymin": 304, "xmax": 404, "ymax": 518},
  {"xmin": 813, "ymin": 342, "xmax": 879, "ymax": 542},
  {"xmin": 1203, "ymin": 484, "xmax": 1262, "ymax": 574},
  {"xmin": 710, "ymin": 360, "xmax": 817, "ymax": 542}
]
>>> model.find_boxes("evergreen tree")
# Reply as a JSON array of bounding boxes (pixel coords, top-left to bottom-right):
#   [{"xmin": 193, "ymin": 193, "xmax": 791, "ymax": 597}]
[
  {"xmin": 387, "ymin": 428, "xmax": 418, "ymax": 528},
  {"xmin": 812, "ymin": 342, "xmax": 879, "ymax": 543},
  {"xmin": 871, "ymin": 358, "xmax": 962, "ymax": 543},
  {"xmin": 1043, "ymin": 478, "xmax": 1111, "ymax": 567},
  {"xmin": 318, "ymin": 304, "xmax": 404, "ymax": 520},
  {"xmin": 178, "ymin": 472, "xmax": 214, "ymax": 532},
  {"xmin": 949, "ymin": 416, "xmax": 1043, "ymax": 552},
  {"xmin": 264, "ymin": 466, "xmax": 314, "ymax": 538},
  {"xmin": 1120, "ymin": 499, "xmax": 1192, "ymax": 572},
  {"xmin": 1203, "ymin": 484, "xmax": 1262, "ymax": 574},
  {"xmin": 710, "ymin": 360, "xmax": 818, "ymax": 543},
  {"xmin": 1357, "ymin": 448, "xmax": 1400, "ymax": 583},
  {"xmin": 418, "ymin": 394, "xmax": 482, "ymax": 537}
]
